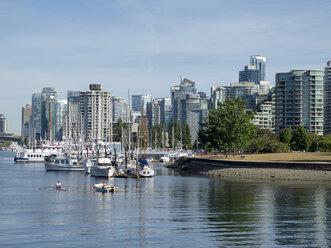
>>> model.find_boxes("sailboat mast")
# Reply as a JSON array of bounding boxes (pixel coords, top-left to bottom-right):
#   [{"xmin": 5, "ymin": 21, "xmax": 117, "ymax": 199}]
[{"xmin": 139, "ymin": 100, "xmax": 144, "ymax": 159}]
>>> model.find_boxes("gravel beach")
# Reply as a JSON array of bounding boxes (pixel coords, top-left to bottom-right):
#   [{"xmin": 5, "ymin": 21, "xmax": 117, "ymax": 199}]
[
  {"xmin": 203, "ymin": 168, "xmax": 331, "ymax": 181},
  {"xmin": 165, "ymin": 157, "xmax": 331, "ymax": 181}
]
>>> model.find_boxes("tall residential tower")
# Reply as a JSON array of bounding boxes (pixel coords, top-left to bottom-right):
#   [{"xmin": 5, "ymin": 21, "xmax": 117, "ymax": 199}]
[
  {"xmin": 324, "ymin": 61, "xmax": 331, "ymax": 134},
  {"xmin": 275, "ymin": 69, "xmax": 324, "ymax": 135}
]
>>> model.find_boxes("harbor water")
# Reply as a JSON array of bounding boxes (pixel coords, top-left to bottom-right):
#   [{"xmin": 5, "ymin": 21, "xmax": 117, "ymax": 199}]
[{"xmin": 1, "ymin": 151, "xmax": 331, "ymax": 247}]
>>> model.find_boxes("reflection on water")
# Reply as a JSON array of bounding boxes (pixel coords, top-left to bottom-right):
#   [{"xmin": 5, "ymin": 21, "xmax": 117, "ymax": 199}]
[{"xmin": 0, "ymin": 152, "xmax": 331, "ymax": 247}]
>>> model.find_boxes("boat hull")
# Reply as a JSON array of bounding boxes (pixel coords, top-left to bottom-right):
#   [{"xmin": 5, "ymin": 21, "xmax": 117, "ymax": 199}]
[
  {"xmin": 93, "ymin": 184, "xmax": 118, "ymax": 193},
  {"xmin": 45, "ymin": 162, "xmax": 85, "ymax": 171},
  {"xmin": 91, "ymin": 166, "xmax": 115, "ymax": 177},
  {"xmin": 139, "ymin": 166, "xmax": 155, "ymax": 177}
]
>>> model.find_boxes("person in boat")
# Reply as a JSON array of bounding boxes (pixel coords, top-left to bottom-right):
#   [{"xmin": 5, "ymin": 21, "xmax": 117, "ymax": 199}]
[
  {"xmin": 56, "ymin": 181, "xmax": 62, "ymax": 189},
  {"xmin": 102, "ymin": 181, "xmax": 106, "ymax": 189}
]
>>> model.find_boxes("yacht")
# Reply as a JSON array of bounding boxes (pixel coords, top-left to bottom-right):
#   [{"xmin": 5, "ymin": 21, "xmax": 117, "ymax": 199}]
[
  {"xmin": 160, "ymin": 155, "xmax": 170, "ymax": 162},
  {"xmin": 91, "ymin": 157, "xmax": 115, "ymax": 178},
  {"xmin": 14, "ymin": 147, "xmax": 63, "ymax": 162},
  {"xmin": 44, "ymin": 155, "xmax": 84, "ymax": 171}
]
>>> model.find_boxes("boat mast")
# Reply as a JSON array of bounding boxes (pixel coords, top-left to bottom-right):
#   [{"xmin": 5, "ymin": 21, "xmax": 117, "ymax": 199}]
[{"xmin": 139, "ymin": 100, "xmax": 144, "ymax": 159}]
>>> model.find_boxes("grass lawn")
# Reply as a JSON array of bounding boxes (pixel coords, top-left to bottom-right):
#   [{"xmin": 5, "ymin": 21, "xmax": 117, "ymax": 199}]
[{"xmin": 197, "ymin": 152, "xmax": 331, "ymax": 163}]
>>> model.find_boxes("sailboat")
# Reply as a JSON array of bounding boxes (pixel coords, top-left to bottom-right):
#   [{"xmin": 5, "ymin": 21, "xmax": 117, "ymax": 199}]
[{"xmin": 138, "ymin": 100, "xmax": 155, "ymax": 178}]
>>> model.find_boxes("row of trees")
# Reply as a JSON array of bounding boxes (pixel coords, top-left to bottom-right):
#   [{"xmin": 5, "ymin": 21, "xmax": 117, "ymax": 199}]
[{"xmin": 198, "ymin": 97, "xmax": 330, "ymax": 156}]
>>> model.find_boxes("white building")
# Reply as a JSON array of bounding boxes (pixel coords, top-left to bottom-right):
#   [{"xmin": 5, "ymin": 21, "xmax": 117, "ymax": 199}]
[{"xmin": 80, "ymin": 84, "xmax": 112, "ymax": 141}]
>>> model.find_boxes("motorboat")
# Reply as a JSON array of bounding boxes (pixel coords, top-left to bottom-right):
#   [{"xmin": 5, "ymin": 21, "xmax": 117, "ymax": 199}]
[
  {"xmin": 90, "ymin": 157, "xmax": 115, "ymax": 178},
  {"xmin": 160, "ymin": 155, "xmax": 170, "ymax": 162},
  {"xmin": 92, "ymin": 183, "xmax": 118, "ymax": 193},
  {"xmin": 44, "ymin": 155, "xmax": 85, "ymax": 171}
]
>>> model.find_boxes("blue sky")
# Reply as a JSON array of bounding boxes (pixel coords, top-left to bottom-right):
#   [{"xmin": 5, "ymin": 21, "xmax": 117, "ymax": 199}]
[{"xmin": 1, "ymin": 0, "xmax": 331, "ymax": 134}]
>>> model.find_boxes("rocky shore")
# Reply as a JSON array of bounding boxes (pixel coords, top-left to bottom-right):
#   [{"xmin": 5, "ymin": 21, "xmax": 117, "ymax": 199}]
[{"xmin": 165, "ymin": 157, "xmax": 331, "ymax": 181}]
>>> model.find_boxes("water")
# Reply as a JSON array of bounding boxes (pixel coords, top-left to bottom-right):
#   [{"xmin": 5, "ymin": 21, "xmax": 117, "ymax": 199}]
[{"xmin": 1, "ymin": 151, "xmax": 331, "ymax": 247}]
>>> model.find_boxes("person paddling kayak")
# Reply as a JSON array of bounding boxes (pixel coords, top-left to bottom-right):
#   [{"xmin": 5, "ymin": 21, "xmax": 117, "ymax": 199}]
[{"xmin": 56, "ymin": 181, "xmax": 62, "ymax": 190}]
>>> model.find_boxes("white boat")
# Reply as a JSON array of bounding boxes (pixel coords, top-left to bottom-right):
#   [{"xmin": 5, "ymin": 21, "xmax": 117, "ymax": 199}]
[
  {"xmin": 91, "ymin": 157, "xmax": 115, "ymax": 178},
  {"xmin": 15, "ymin": 148, "xmax": 63, "ymax": 162},
  {"xmin": 92, "ymin": 183, "xmax": 118, "ymax": 193},
  {"xmin": 44, "ymin": 155, "xmax": 84, "ymax": 171},
  {"xmin": 160, "ymin": 155, "xmax": 170, "ymax": 162},
  {"xmin": 139, "ymin": 165, "xmax": 155, "ymax": 177}
]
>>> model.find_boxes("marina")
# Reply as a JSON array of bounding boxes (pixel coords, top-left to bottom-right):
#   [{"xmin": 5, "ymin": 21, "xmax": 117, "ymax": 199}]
[{"xmin": 1, "ymin": 151, "xmax": 331, "ymax": 247}]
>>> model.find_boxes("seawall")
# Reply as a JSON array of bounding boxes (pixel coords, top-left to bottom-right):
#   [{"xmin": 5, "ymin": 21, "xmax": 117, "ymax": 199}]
[{"xmin": 165, "ymin": 157, "xmax": 331, "ymax": 181}]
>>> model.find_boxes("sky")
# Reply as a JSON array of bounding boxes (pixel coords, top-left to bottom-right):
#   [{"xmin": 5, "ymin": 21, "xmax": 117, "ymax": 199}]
[{"xmin": 0, "ymin": 0, "xmax": 331, "ymax": 134}]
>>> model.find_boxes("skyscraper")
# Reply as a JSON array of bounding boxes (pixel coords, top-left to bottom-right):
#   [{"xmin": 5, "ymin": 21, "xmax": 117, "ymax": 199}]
[
  {"xmin": 171, "ymin": 78, "xmax": 206, "ymax": 142},
  {"xmin": 55, "ymin": 100, "xmax": 67, "ymax": 141},
  {"xmin": 132, "ymin": 94, "xmax": 152, "ymax": 113},
  {"xmin": 21, "ymin": 104, "xmax": 32, "ymax": 137},
  {"xmin": 239, "ymin": 55, "xmax": 266, "ymax": 84},
  {"xmin": 67, "ymin": 91, "xmax": 81, "ymax": 141},
  {"xmin": 112, "ymin": 96, "xmax": 129, "ymax": 123},
  {"xmin": 275, "ymin": 70, "xmax": 324, "ymax": 135},
  {"xmin": 31, "ymin": 87, "xmax": 58, "ymax": 141},
  {"xmin": 239, "ymin": 65, "xmax": 259, "ymax": 83},
  {"xmin": 250, "ymin": 55, "xmax": 266, "ymax": 82},
  {"xmin": 324, "ymin": 61, "xmax": 331, "ymax": 134},
  {"xmin": 210, "ymin": 86, "xmax": 228, "ymax": 109},
  {"xmin": 80, "ymin": 84, "xmax": 112, "ymax": 141},
  {"xmin": 0, "ymin": 114, "xmax": 8, "ymax": 134}
]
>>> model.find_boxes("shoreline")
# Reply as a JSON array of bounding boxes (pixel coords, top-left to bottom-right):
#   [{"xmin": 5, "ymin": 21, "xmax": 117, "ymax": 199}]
[{"xmin": 165, "ymin": 157, "xmax": 331, "ymax": 181}]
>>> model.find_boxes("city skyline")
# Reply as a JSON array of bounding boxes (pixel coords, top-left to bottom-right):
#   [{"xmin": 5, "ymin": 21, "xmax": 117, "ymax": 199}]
[{"xmin": 1, "ymin": 0, "xmax": 331, "ymax": 134}]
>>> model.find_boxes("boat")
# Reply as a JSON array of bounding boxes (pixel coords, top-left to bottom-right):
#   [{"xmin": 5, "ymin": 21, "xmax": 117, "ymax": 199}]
[
  {"xmin": 44, "ymin": 155, "xmax": 84, "ymax": 171},
  {"xmin": 138, "ymin": 157, "xmax": 155, "ymax": 177},
  {"xmin": 139, "ymin": 165, "xmax": 155, "ymax": 177},
  {"xmin": 92, "ymin": 183, "xmax": 118, "ymax": 193},
  {"xmin": 115, "ymin": 160, "xmax": 138, "ymax": 178},
  {"xmin": 14, "ymin": 146, "xmax": 64, "ymax": 162},
  {"xmin": 160, "ymin": 155, "xmax": 170, "ymax": 162},
  {"xmin": 137, "ymin": 100, "xmax": 155, "ymax": 178},
  {"xmin": 90, "ymin": 157, "xmax": 115, "ymax": 178}
]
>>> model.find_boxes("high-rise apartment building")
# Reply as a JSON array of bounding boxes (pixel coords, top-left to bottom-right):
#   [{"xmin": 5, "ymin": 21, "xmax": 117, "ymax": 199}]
[
  {"xmin": 275, "ymin": 70, "xmax": 324, "ymax": 135},
  {"xmin": 80, "ymin": 84, "xmax": 112, "ymax": 141},
  {"xmin": 324, "ymin": 61, "xmax": 331, "ymax": 134},
  {"xmin": 0, "ymin": 114, "xmax": 8, "ymax": 134},
  {"xmin": 251, "ymin": 92, "xmax": 275, "ymax": 131},
  {"xmin": 21, "ymin": 104, "xmax": 32, "ymax": 137}
]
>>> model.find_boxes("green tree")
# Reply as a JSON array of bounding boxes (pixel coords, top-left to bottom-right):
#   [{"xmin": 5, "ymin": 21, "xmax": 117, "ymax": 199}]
[
  {"xmin": 115, "ymin": 118, "xmax": 123, "ymax": 142},
  {"xmin": 247, "ymin": 128, "xmax": 287, "ymax": 153},
  {"xmin": 168, "ymin": 121, "xmax": 181, "ymax": 149},
  {"xmin": 313, "ymin": 134, "xmax": 331, "ymax": 152},
  {"xmin": 199, "ymin": 97, "xmax": 255, "ymax": 156},
  {"xmin": 182, "ymin": 123, "xmax": 192, "ymax": 149},
  {"xmin": 291, "ymin": 126, "xmax": 311, "ymax": 151},
  {"xmin": 279, "ymin": 127, "xmax": 292, "ymax": 145}
]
